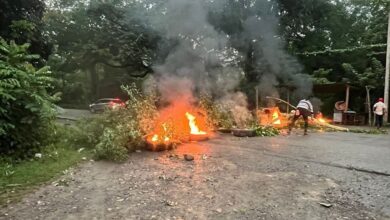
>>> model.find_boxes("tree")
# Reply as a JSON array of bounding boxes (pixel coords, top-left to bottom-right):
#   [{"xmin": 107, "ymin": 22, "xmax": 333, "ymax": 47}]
[
  {"xmin": 45, "ymin": 0, "xmax": 160, "ymax": 101},
  {"xmin": 0, "ymin": 38, "xmax": 58, "ymax": 157},
  {"xmin": 0, "ymin": 0, "xmax": 51, "ymax": 62}
]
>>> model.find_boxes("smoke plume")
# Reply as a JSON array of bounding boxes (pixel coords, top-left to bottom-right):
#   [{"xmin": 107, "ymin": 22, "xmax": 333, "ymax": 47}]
[{"xmin": 140, "ymin": 0, "xmax": 312, "ymax": 126}]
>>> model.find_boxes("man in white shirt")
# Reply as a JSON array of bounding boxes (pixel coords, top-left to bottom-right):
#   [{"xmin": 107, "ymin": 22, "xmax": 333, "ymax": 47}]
[
  {"xmin": 288, "ymin": 99, "xmax": 314, "ymax": 135},
  {"xmin": 373, "ymin": 98, "xmax": 386, "ymax": 129}
]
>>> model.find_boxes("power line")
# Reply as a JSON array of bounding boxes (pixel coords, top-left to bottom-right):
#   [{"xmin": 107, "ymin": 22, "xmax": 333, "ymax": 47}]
[{"xmin": 296, "ymin": 43, "xmax": 386, "ymax": 56}]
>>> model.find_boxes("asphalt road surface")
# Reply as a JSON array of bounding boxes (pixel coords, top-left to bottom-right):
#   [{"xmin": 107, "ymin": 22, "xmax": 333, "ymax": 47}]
[{"xmin": 2, "ymin": 131, "xmax": 390, "ymax": 220}]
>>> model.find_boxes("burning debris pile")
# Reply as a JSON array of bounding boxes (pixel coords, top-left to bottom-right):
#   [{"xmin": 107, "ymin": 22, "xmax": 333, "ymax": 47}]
[
  {"xmin": 145, "ymin": 100, "xmax": 210, "ymax": 151},
  {"xmin": 257, "ymin": 107, "xmax": 288, "ymax": 128}
]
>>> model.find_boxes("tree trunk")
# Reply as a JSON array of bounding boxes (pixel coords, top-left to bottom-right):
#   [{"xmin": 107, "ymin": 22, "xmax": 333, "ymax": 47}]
[
  {"xmin": 366, "ymin": 86, "xmax": 372, "ymax": 126},
  {"xmin": 89, "ymin": 64, "xmax": 99, "ymax": 100}
]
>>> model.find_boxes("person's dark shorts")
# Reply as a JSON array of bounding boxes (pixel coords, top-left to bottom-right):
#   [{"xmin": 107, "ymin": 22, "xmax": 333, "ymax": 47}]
[{"xmin": 296, "ymin": 107, "xmax": 311, "ymax": 117}]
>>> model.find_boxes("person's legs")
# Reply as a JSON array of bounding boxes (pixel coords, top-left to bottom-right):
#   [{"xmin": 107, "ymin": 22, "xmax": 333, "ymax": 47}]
[
  {"xmin": 303, "ymin": 115, "xmax": 308, "ymax": 135},
  {"xmin": 378, "ymin": 115, "xmax": 383, "ymax": 128},
  {"xmin": 375, "ymin": 114, "xmax": 379, "ymax": 128},
  {"xmin": 288, "ymin": 115, "xmax": 299, "ymax": 134}
]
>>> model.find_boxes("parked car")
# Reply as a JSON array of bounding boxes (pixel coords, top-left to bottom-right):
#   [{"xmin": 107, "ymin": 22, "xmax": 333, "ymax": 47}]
[{"xmin": 89, "ymin": 98, "xmax": 125, "ymax": 113}]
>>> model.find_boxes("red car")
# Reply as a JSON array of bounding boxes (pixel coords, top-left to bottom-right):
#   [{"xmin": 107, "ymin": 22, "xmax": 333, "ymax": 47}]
[{"xmin": 89, "ymin": 98, "xmax": 125, "ymax": 113}]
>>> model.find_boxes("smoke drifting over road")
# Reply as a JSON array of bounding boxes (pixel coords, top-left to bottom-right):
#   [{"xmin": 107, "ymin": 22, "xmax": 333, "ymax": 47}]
[{"xmin": 140, "ymin": 0, "xmax": 312, "ymax": 124}]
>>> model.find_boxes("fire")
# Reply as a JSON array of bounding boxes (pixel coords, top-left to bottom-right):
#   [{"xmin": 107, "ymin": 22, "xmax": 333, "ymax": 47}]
[
  {"xmin": 151, "ymin": 134, "xmax": 158, "ymax": 142},
  {"xmin": 272, "ymin": 110, "xmax": 281, "ymax": 125},
  {"xmin": 146, "ymin": 101, "xmax": 210, "ymax": 151},
  {"xmin": 315, "ymin": 112, "xmax": 328, "ymax": 123},
  {"xmin": 185, "ymin": 112, "xmax": 207, "ymax": 135},
  {"xmin": 257, "ymin": 107, "xmax": 287, "ymax": 128},
  {"xmin": 150, "ymin": 134, "xmax": 170, "ymax": 143},
  {"xmin": 318, "ymin": 118, "xmax": 326, "ymax": 123}
]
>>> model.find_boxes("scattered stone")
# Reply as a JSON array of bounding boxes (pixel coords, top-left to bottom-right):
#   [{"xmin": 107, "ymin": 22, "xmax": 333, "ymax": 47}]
[
  {"xmin": 215, "ymin": 208, "xmax": 222, "ymax": 213},
  {"xmin": 34, "ymin": 153, "xmax": 42, "ymax": 159},
  {"xmin": 205, "ymin": 195, "xmax": 213, "ymax": 199},
  {"xmin": 201, "ymin": 154, "xmax": 208, "ymax": 160},
  {"xmin": 184, "ymin": 154, "xmax": 194, "ymax": 161},
  {"xmin": 164, "ymin": 200, "xmax": 177, "ymax": 206},
  {"xmin": 136, "ymin": 150, "xmax": 142, "ymax": 153},
  {"xmin": 82, "ymin": 157, "xmax": 87, "ymax": 160},
  {"xmin": 168, "ymin": 154, "xmax": 179, "ymax": 158},
  {"xmin": 205, "ymin": 177, "xmax": 213, "ymax": 182},
  {"xmin": 319, "ymin": 202, "xmax": 332, "ymax": 208},
  {"xmin": 116, "ymin": 198, "xmax": 124, "ymax": 202},
  {"xmin": 107, "ymin": 208, "xmax": 112, "ymax": 211}
]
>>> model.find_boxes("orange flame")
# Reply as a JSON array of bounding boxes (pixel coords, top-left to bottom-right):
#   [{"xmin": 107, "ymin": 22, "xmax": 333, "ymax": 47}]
[
  {"xmin": 147, "ymin": 101, "xmax": 210, "ymax": 148},
  {"xmin": 316, "ymin": 112, "xmax": 328, "ymax": 123},
  {"xmin": 151, "ymin": 134, "xmax": 159, "ymax": 142},
  {"xmin": 257, "ymin": 107, "xmax": 287, "ymax": 128},
  {"xmin": 318, "ymin": 118, "xmax": 326, "ymax": 123},
  {"xmin": 185, "ymin": 112, "xmax": 207, "ymax": 135},
  {"xmin": 272, "ymin": 110, "xmax": 281, "ymax": 125}
]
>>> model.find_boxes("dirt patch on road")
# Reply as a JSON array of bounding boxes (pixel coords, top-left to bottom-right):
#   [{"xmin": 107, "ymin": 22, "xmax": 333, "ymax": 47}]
[{"xmin": 0, "ymin": 137, "xmax": 380, "ymax": 220}]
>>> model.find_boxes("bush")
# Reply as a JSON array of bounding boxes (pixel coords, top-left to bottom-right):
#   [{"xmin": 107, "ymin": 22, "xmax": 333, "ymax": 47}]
[
  {"xmin": 0, "ymin": 38, "xmax": 58, "ymax": 158},
  {"xmin": 94, "ymin": 128, "xmax": 129, "ymax": 162},
  {"xmin": 199, "ymin": 94, "xmax": 234, "ymax": 129},
  {"xmin": 71, "ymin": 83, "xmax": 157, "ymax": 162},
  {"xmin": 253, "ymin": 126, "xmax": 280, "ymax": 137}
]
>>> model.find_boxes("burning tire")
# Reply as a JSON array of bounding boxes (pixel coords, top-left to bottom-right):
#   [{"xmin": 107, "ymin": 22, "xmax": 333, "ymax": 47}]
[
  {"xmin": 232, "ymin": 129, "xmax": 256, "ymax": 137},
  {"xmin": 189, "ymin": 134, "xmax": 209, "ymax": 142},
  {"xmin": 217, "ymin": 128, "xmax": 232, "ymax": 133},
  {"xmin": 145, "ymin": 141, "xmax": 174, "ymax": 152}
]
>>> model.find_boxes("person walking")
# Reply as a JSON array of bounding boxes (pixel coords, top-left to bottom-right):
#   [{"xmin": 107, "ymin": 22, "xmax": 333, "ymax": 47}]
[
  {"xmin": 373, "ymin": 98, "xmax": 386, "ymax": 129},
  {"xmin": 288, "ymin": 99, "xmax": 314, "ymax": 135}
]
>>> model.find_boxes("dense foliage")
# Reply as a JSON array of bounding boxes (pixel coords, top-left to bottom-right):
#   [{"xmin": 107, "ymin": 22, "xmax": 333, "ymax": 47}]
[
  {"xmin": 41, "ymin": 0, "xmax": 389, "ymax": 113},
  {"xmin": 0, "ymin": 0, "xmax": 51, "ymax": 62},
  {"xmin": 0, "ymin": 38, "xmax": 57, "ymax": 157},
  {"xmin": 2, "ymin": 0, "xmax": 389, "ymax": 160},
  {"xmin": 199, "ymin": 94, "xmax": 235, "ymax": 129},
  {"xmin": 71, "ymin": 84, "xmax": 157, "ymax": 161}
]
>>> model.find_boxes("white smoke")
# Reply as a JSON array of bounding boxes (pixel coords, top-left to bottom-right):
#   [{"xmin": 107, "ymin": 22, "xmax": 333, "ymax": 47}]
[{"xmin": 138, "ymin": 0, "xmax": 311, "ymax": 126}]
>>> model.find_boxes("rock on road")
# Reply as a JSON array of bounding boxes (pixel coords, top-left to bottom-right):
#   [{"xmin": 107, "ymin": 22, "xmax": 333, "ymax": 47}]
[{"xmin": 1, "ymin": 131, "xmax": 390, "ymax": 220}]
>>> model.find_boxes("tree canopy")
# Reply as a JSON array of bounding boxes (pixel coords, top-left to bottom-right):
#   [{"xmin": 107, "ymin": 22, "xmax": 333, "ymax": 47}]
[{"xmin": 1, "ymin": 0, "xmax": 388, "ymax": 110}]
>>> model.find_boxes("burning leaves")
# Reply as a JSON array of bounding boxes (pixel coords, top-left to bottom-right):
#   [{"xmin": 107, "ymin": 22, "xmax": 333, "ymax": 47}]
[
  {"xmin": 258, "ymin": 107, "xmax": 288, "ymax": 128},
  {"xmin": 146, "ymin": 100, "xmax": 210, "ymax": 151}
]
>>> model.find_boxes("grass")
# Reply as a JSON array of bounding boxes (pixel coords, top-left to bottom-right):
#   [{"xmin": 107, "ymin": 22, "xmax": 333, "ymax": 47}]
[{"xmin": 0, "ymin": 145, "xmax": 91, "ymax": 206}]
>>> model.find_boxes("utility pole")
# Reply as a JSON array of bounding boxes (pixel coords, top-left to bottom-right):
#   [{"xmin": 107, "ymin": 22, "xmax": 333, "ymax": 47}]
[
  {"xmin": 366, "ymin": 86, "xmax": 372, "ymax": 126},
  {"xmin": 385, "ymin": 10, "xmax": 390, "ymax": 122}
]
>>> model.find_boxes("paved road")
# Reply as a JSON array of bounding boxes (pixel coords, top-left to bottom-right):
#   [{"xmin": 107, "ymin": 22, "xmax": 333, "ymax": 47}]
[
  {"xmin": 56, "ymin": 109, "xmax": 92, "ymax": 124},
  {"xmin": 245, "ymin": 131, "xmax": 390, "ymax": 175},
  {"xmin": 2, "ymin": 131, "xmax": 390, "ymax": 219}
]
